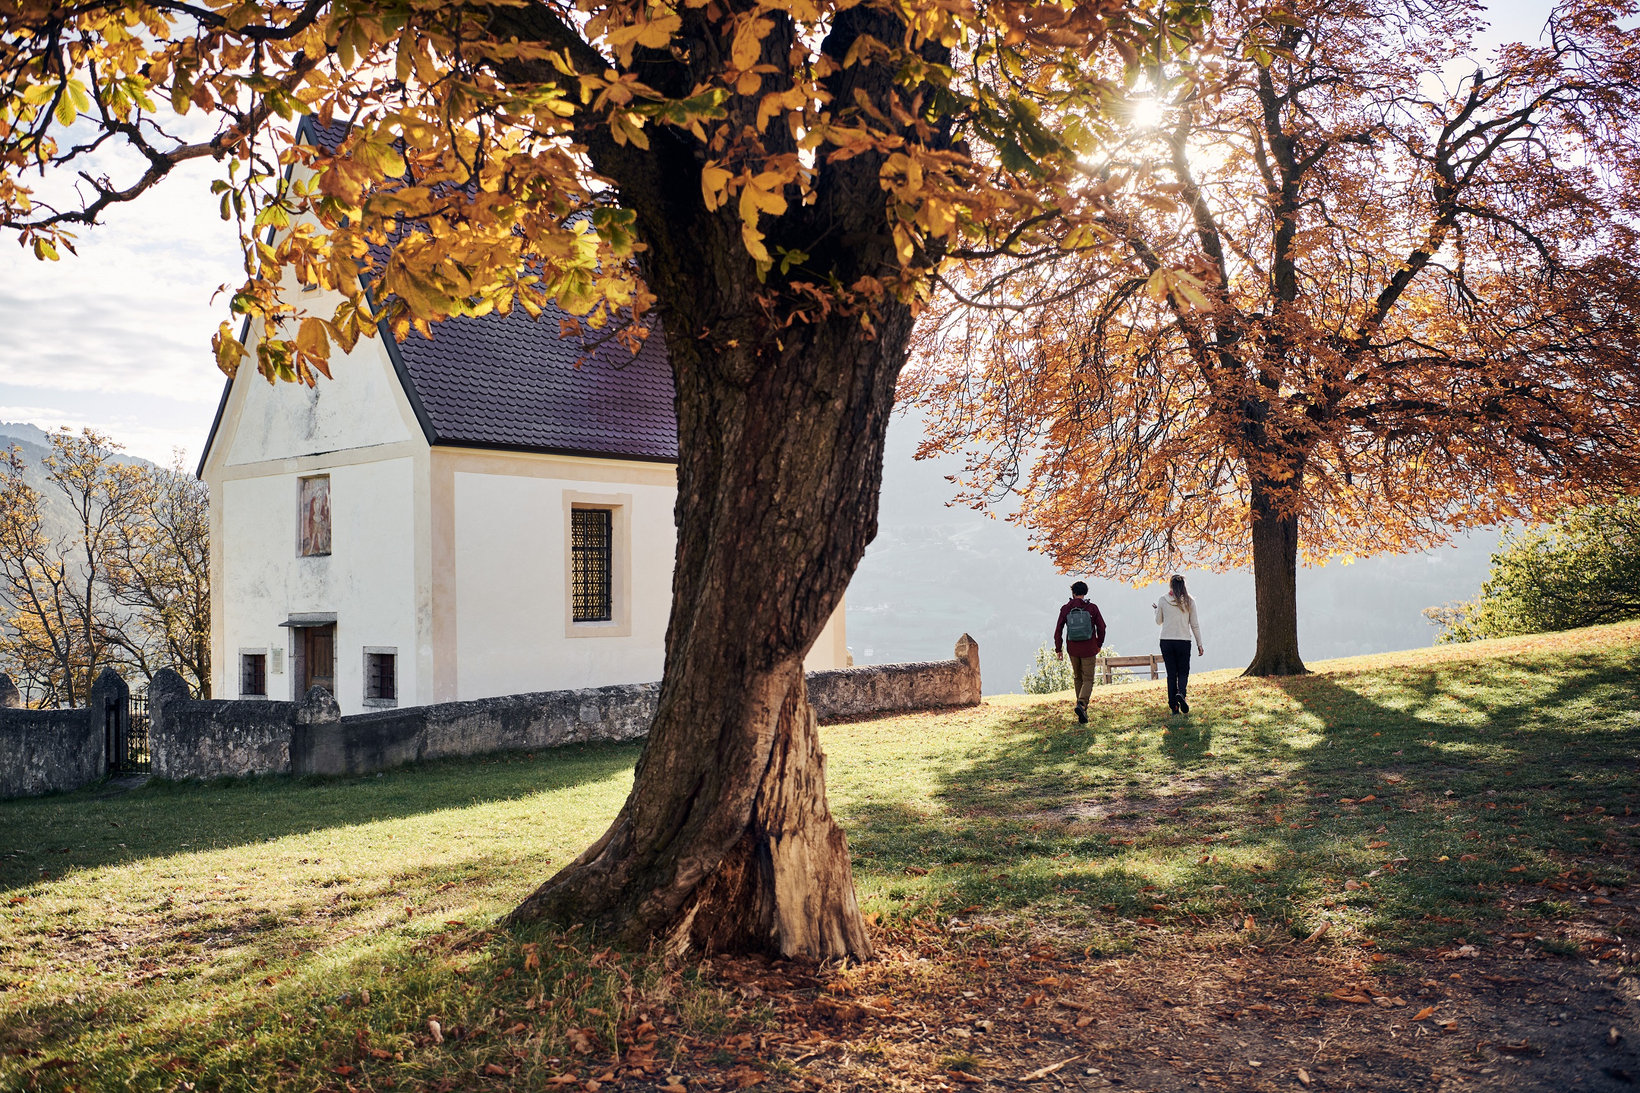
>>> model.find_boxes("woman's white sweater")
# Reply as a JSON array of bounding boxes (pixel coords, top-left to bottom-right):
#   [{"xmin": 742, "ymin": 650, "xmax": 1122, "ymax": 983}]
[{"xmin": 1155, "ymin": 596, "xmax": 1203, "ymax": 645}]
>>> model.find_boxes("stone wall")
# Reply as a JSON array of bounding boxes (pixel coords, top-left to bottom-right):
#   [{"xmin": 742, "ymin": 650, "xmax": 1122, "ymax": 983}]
[
  {"xmin": 2, "ymin": 637, "xmax": 983, "ymax": 794},
  {"xmin": 807, "ymin": 634, "xmax": 982, "ymax": 724},
  {"xmin": 149, "ymin": 669, "xmax": 299, "ymax": 781},
  {"xmin": 0, "ymin": 669, "xmax": 117, "ymax": 799},
  {"xmin": 289, "ymin": 681, "xmax": 659, "ymax": 777}
]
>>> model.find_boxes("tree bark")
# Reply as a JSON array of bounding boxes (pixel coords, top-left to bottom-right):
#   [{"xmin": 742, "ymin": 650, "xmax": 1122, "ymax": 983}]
[
  {"xmin": 1244, "ymin": 477, "xmax": 1308, "ymax": 676},
  {"xmin": 496, "ymin": 2, "xmax": 944, "ymax": 960},
  {"xmin": 507, "ymin": 300, "xmax": 905, "ymax": 960}
]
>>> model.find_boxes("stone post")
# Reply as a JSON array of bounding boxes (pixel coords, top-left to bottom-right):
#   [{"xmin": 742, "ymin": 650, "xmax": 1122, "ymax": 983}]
[
  {"xmin": 0, "ymin": 672, "xmax": 20, "ymax": 710},
  {"xmin": 88, "ymin": 667, "xmax": 130, "ymax": 776},
  {"xmin": 147, "ymin": 668, "xmax": 192, "ymax": 778},
  {"xmin": 954, "ymin": 633, "xmax": 982, "ymax": 706},
  {"xmin": 292, "ymin": 687, "xmax": 344, "ymax": 775}
]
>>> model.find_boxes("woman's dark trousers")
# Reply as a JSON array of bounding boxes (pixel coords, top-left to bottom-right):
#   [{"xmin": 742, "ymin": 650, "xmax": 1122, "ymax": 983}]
[{"xmin": 1160, "ymin": 639, "xmax": 1192, "ymax": 709}]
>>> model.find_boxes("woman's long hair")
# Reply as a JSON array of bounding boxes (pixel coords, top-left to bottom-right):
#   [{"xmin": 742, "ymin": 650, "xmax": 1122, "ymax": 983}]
[{"xmin": 1168, "ymin": 574, "xmax": 1192, "ymax": 611}]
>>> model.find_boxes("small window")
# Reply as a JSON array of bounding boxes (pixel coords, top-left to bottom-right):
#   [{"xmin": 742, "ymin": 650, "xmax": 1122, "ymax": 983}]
[
  {"xmin": 240, "ymin": 653, "xmax": 267, "ymax": 697},
  {"xmin": 298, "ymin": 475, "xmax": 332, "ymax": 557},
  {"xmin": 571, "ymin": 508, "xmax": 613, "ymax": 622},
  {"xmin": 364, "ymin": 649, "xmax": 397, "ymax": 705}
]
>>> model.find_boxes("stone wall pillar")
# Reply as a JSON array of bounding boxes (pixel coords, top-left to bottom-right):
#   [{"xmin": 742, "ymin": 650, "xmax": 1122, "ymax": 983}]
[
  {"xmin": 954, "ymin": 633, "xmax": 982, "ymax": 706},
  {"xmin": 0, "ymin": 673, "xmax": 21, "ymax": 710},
  {"xmin": 147, "ymin": 668, "xmax": 191, "ymax": 778},
  {"xmin": 291, "ymin": 687, "xmax": 344, "ymax": 775},
  {"xmin": 89, "ymin": 667, "xmax": 129, "ymax": 775}
]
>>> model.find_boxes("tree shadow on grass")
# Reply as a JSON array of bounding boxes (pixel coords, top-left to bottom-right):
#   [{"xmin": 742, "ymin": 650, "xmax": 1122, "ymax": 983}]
[
  {"xmin": 837, "ymin": 646, "xmax": 1640, "ymax": 945},
  {"xmin": 0, "ymin": 739, "xmax": 642, "ymax": 893},
  {"xmin": 0, "ymin": 852, "xmax": 652, "ymax": 1091}
]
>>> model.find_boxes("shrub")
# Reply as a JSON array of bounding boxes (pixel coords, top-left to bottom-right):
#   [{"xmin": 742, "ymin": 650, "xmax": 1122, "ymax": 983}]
[
  {"xmin": 1427, "ymin": 498, "xmax": 1640, "ymax": 642},
  {"xmin": 1019, "ymin": 643, "xmax": 1124, "ymax": 693}
]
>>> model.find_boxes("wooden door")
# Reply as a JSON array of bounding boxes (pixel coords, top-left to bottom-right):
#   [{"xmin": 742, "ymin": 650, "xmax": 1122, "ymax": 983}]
[{"xmin": 302, "ymin": 624, "xmax": 336, "ymax": 696}]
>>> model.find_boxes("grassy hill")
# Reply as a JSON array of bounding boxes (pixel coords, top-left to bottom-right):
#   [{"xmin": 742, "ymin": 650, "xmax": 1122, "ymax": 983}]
[{"xmin": 2, "ymin": 622, "xmax": 1635, "ymax": 1091}]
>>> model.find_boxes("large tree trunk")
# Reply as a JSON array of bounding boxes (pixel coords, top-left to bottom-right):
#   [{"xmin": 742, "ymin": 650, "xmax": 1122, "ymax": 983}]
[
  {"xmin": 1244, "ymin": 478, "xmax": 1308, "ymax": 676},
  {"xmin": 508, "ymin": 305, "xmax": 906, "ymax": 960},
  {"xmin": 499, "ymin": 2, "xmax": 939, "ymax": 960}
]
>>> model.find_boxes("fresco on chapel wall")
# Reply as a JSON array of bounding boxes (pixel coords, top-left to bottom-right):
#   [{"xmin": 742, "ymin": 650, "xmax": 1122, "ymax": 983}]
[{"xmin": 298, "ymin": 475, "xmax": 331, "ymax": 556}]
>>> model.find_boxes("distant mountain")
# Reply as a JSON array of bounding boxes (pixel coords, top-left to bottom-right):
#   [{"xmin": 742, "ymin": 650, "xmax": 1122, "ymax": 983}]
[
  {"xmin": 0, "ymin": 422, "xmax": 159, "ymax": 541},
  {"xmin": 846, "ymin": 413, "xmax": 1505, "ymax": 694},
  {"xmin": 0, "ymin": 422, "xmax": 52, "ymax": 450}
]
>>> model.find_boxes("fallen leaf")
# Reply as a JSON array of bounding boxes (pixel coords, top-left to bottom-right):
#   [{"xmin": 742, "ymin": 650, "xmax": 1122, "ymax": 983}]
[
  {"xmin": 1298, "ymin": 1067, "xmax": 1312, "ymax": 1086},
  {"xmin": 482, "ymin": 1063, "xmax": 509, "ymax": 1076},
  {"xmin": 1303, "ymin": 922, "xmax": 1330, "ymax": 943},
  {"xmin": 947, "ymin": 1071, "xmax": 983, "ymax": 1085},
  {"xmin": 1076, "ymin": 1015, "xmax": 1094, "ymax": 1028},
  {"xmin": 905, "ymin": 866, "xmax": 929, "ymax": 876},
  {"xmin": 1366, "ymin": 840, "xmax": 1389, "ymax": 849},
  {"xmin": 428, "ymin": 1018, "xmax": 444, "ymax": 1044},
  {"xmin": 723, "ymin": 1065, "xmax": 765, "ymax": 1088},
  {"xmin": 659, "ymin": 1084, "xmax": 687, "ymax": 1093},
  {"xmin": 1412, "ymin": 1006, "xmax": 1436, "ymax": 1020},
  {"xmin": 1022, "ymin": 1058, "xmax": 1077, "ymax": 1081},
  {"xmin": 1329, "ymin": 991, "xmax": 1374, "ymax": 1005}
]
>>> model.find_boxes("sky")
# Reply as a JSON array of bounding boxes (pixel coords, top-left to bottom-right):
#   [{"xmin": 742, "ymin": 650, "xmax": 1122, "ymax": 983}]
[{"xmin": 0, "ymin": 0, "xmax": 1563, "ymax": 469}]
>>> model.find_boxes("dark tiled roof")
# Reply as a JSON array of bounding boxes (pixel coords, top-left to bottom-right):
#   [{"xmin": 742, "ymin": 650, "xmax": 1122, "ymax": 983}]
[
  {"xmin": 199, "ymin": 118, "xmax": 678, "ymax": 472},
  {"xmin": 388, "ymin": 309, "xmax": 677, "ymax": 462}
]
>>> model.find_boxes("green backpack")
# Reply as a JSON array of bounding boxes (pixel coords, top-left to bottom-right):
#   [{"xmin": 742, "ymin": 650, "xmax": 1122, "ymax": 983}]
[{"xmin": 1066, "ymin": 604, "xmax": 1095, "ymax": 642}]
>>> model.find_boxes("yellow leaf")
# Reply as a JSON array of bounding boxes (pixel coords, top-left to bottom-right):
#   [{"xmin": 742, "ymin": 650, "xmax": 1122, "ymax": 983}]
[
  {"xmin": 700, "ymin": 164, "xmax": 734, "ymax": 211},
  {"xmin": 740, "ymin": 222, "xmax": 770, "ymax": 265},
  {"xmin": 296, "ymin": 317, "xmax": 330, "ymax": 358},
  {"xmin": 731, "ymin": 17, "xmax": 772, "ymax": 72},
  {"xmin": 635, "ymin": 13, "xmax": 681, "ymax": 49}
]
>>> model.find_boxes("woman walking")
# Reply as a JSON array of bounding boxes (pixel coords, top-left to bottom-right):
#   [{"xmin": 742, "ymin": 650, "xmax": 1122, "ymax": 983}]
[{"xmin": 1154, "ymin": 575, "xmax": 1204, "ymax": 714}]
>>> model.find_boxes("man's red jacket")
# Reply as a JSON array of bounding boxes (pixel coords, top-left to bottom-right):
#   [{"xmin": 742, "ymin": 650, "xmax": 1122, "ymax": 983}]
[{"xmin": 1054, "ymin": 597, "xmax": 1107, "ymax": 658}]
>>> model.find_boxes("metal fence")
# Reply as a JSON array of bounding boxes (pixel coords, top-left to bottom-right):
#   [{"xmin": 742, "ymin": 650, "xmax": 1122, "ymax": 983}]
[{"xmin": 117, "ymin": 689, "xmax": 151, "ymax": 774}]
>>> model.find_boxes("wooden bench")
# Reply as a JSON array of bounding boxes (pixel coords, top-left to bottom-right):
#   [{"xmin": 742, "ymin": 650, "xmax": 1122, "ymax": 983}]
[{"xmin": 1099, "ymin": 654, "xmax": 1163, "ymax": 683}]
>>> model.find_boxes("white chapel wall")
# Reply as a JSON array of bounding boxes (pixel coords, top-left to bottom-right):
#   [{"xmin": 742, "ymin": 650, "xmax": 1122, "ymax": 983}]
[
  {"xmin": 216, "ymin": 456, "xmax": 423, "ymax": 713},
  {"xmin": 217, "ymin": 335, "xmax": 416, "ymax": 467},
  {"xmin": 447, "ymin": 456, "xmax": 676, "ymax": 698},
  {"xmin": 440, "ymin": 448, "xmax": 849, "ymax": 700}
]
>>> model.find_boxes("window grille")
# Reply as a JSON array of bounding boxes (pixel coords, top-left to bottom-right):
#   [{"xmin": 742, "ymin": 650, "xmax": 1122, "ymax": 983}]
[
  {"xmin": 366, "ymin": 652, "xmax": 396, "ymax": 701},
  {"xmin": 572, "ymin": 508, "xmax": 614, "ymax": 622},
  {"xmin": 241, "ymin": 653, "xmax": 267, "ymax": 697}
]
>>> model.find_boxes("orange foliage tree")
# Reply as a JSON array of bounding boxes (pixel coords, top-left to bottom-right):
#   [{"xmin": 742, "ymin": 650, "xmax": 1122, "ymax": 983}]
[
  {"xmin": 0, "ymin": 0, "xmax": 1206, "ymax": 955},
  {"xmin": 906, "ymin": 0, "xmax": 1640, "ymax": 675}
]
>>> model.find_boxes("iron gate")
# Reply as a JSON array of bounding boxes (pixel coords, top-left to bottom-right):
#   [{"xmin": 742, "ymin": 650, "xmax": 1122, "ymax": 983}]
[{"xmin": 108, "ymin": 690, "xmax": 150, "ymax": 774}]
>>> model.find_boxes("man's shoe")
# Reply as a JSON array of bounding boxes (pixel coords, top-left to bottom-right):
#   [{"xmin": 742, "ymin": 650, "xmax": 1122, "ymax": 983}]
[
  {"xmin": 1075, "ymin": 705, "xmax": 1088, "ymax": 724},
  {"xmin": 1169, "ymin": 699, "xmax": 1180, "ymax": 714},
  {"xmin": 1179, "ymin": 697, "xmax": 1190, "ymax": 714}
]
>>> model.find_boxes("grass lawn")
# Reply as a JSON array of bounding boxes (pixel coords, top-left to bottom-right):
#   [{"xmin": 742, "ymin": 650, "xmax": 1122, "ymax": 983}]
[{"xmin": 2, "ymin": 621, "xmax": 1636, "ymax": 1092}]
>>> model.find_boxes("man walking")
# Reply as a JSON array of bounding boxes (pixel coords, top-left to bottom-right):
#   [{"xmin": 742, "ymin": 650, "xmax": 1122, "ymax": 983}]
[{"xmin": 1054, "ymin": 580, "xmax": 1108, "ymax": 724}]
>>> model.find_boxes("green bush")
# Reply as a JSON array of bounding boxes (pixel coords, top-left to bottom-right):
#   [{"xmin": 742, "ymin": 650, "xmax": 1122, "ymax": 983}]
[
  {"xmin": 1019, "ymin": 642, "xmax": 1124, "ymax": 693},
  {"xmin": 1427, "ymin": 498, "xmax": 1640, "ymax": 642}
]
